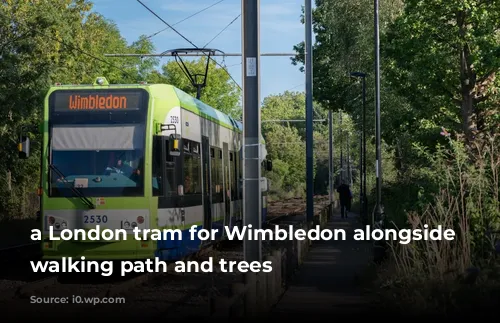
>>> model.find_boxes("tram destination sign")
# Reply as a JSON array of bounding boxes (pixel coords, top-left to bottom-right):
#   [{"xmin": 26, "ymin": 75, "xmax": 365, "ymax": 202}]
[{"xmin": 51, "ymin": 89, "xmax": 146, "ymax": 112}]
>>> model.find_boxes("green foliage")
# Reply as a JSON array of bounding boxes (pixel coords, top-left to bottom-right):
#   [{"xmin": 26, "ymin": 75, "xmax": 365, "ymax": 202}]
[
  {"xmin": 0, "ymin": 1, "xmax": 243, "ymax": 220},
  {"xmin": 293, "ymin": 1, "xmax": 500, "ymax": 309},
  {"xmin": 261, "ymin": 91, "xmax": 333, "ymax": 199},
  {"xmin": 375, "ymin": 134, "xmax": 500, "ymax": 315},
  {"xmin": 0, "ymin": 0, "xmax": 157, "ymax": 219},
  {"xmin": 265, "ymin": 124, "xmax": 306, "ymax": 194},
  {"xmin": 384, "ymin": 0, "xmax": 500, "ymax": 137},
  {"xmin": 151, "ymin": 57, "xmax": 242, "ymax": 119},
  {"xmin": 292, "ymin": 0, "xmax": 404, "ymax": 133}
]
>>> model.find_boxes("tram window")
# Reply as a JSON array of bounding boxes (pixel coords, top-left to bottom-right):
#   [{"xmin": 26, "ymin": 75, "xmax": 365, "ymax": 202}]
[
  {"xmin": 211, "ymin": 147, "xmax": 217, "ymax": 195},
  {"xmin": 192, "ymin": 142, "xmax": 199, "ymax": 154},
  {"xmin": 215, "ymin": 148, "xmax": 223, "ymax": 198},
  {"xmin": 217, "ymin": 149, "xmax": 225, "ymax": 197},
  {"xmin": 164, "ymin": 141, "xmax": 176, "ymax": 196},
  {"xmin": 230, "ymin": 152, "xmax": 236, "ymax": 201},
  {"xmin": 238, "ymin": 150, "xmax": 243, "ymax": 199},
  {"xmin": 184, "ymin": 141, "xmax": 201, "ymax": 194},
  {"xmin": 152, "ymin": 136, "xmax": 163, "ymax": 196},
  {"xmin": 166, "ymin": 161, "xmax": 176, "ymax": 195}
]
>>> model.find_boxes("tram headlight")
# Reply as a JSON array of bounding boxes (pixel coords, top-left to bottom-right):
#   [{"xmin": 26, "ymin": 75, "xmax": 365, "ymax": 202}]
[
  {"xmin": 131, "ymin": 222, "xmax": 137, "ymax": 228},
  {"xmin": 61, "ymin": 221, "xmax": 67, "ymax": 229},
  {"xmin": 123, "ymin": 221, "xmax": 130, "ymax": 229}
]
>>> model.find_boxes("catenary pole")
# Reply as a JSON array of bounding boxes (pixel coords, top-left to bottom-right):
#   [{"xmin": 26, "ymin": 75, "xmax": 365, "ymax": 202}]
[
  {"xmin": 242, "ymin": 0, "xmax": 261, "ymax": 262},
  {"xmin": 305, "ymin": 0, "xmax": 314, "ymax": 222},
  {"xmin": 329, "ymin": 109, "xmax": 334, "ymax": 213},
  {"xmin": 362, "ymin": 76, "xmax": 367, "ymax": 223},
  {"xmin": 374, "ymin": 0, "xmax": 383, "ymax": 224}
]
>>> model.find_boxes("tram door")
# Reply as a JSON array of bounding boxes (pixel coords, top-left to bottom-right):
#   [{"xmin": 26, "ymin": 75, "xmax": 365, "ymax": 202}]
[
  {"xmin": 223, "ymin": 143, "xmax": 230, "ymax": 229},
  {"xmin": 202, "ymin": 136, "xmax": 212, "ymax": 231}
]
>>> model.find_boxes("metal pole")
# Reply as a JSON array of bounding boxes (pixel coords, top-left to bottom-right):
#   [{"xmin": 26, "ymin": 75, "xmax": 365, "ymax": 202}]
[
  {"xmin": 362, "ymin": 76, "xmax": 367, "ymax": 223},
  {"xmin": 339, "ymin": 111, "xmax": 343, "ymax": 182},
  {"xmin": 305, "ymin": 0, "xmax": 314, "ymax": 223},
  {"xmin": 359, "ymin": 130, "xmax": 363, "ymax": 219},
  {"xmin": 196, "ymin": 85, "xmax": 202, "ymax": 100},
  {"xmin": 347, "ymin": 133, "xmax": 351, "ymax": 186},
  {"xmin": 374, "ymin": 0, "xmax": 383, "ymax": 224},
  {"xmin": 328, "ymin": 109, "xmax": 333, "ymax": 212},
  {"xmin": 242, "ymin": 0, "xmax": 261, "ymax": 262}
]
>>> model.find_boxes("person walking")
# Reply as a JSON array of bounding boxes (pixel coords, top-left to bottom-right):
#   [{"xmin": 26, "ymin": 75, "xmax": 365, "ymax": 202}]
[{"xmin": 336, "ymin": 181, "xmax": 351, "ymax": 219}]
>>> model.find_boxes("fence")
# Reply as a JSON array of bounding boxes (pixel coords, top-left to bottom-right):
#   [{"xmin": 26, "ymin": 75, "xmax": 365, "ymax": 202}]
[{"xmin": 209, "ymin": 204, "xmax": 333, "ymax": 316}]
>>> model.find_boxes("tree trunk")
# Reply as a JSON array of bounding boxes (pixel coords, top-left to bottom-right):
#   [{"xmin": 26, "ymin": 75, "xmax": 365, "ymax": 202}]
[
  {"xmin": 461, "ymin": 91, "xmax": 475, "ymax": 140},
  {"xmin": 460, "ymin": 45, "xmax": 476, "ymax": 142},
  {"xmin": 458, "ymin": 10, "xmax": 476, "ymax": 142},
  {"xmin": 6, "ymin": 170, "xmax": 11, "ymax": 192}
]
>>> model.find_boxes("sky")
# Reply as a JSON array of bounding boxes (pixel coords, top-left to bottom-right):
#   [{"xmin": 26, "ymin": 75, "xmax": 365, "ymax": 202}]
[{"xmin": 91, "ymin": 0, "xmax": 312, "ymax": 100}]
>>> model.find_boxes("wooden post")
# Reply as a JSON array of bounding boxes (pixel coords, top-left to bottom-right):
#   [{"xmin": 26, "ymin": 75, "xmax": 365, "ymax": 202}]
[
  {"xmin": 305, "ymin": 222, "xmax": 310, "ymax": 253},
  {"xmin": 296, "ymin": 226, "xmax": 302, "ymax": 265},
  {"xmin": 257, "ymin": 271, "xmax": 267, "ymax": 312},
  {"xmin": 264, "ymin": 254, "xmax": 275, "ymax": 305},
  {"xmin": 231, "ymin": 282, "xmax": 246, "ymax": 316},
  {"xmin": 272, "ymin": 249, "xmax": 282, "ymax": 294},
  {"xmin": 281, "ymin": 248, "xmax": 287, "ymax": 288},
  {"xmin": 244, "ymin": 272, "xmax": 257, "ymax": 315}
]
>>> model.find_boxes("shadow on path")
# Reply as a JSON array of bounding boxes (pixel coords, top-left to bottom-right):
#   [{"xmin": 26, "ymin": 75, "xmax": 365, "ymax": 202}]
[{"xmin": 270, "ymin": 212, "xmax": 375, "ymax": 317}]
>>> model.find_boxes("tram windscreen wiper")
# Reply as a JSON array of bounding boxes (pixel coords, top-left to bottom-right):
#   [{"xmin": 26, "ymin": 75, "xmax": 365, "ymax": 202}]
[{"xmin": 49, "ymin": 164, "xmax": 96, "ymax": 209}]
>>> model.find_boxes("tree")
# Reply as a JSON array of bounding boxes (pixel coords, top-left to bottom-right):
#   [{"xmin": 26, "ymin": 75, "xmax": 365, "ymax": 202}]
[
  {"xmin": 292, "ymin": 0, "xmax": 404, "ymax": 122},
  {"xmin": 384, "ymin": 0, "xmax": 500, "ymax": 140},
  {"xmin": 261, "ymin": 91, "xmax": 306, "ymax": 137},
  {"xmin": 0, "ymin": 0, "xmax": 156, "ymax": 219},
  {"xmin": 260, "ymin": 91, "xmax": 361, "ymax": 197},
  {"xmin": 151, "ymin": 57, "xmax": 242, "ymax": 119},
  {"xmin": 265, "ymin": 125, "xmax": 306, "ymax": 196}
]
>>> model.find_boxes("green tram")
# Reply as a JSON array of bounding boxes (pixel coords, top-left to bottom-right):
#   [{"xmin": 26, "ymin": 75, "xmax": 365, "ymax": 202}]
[{"xmin": 22, "ymin": 77, "xmax": 272, "ymax": 261}]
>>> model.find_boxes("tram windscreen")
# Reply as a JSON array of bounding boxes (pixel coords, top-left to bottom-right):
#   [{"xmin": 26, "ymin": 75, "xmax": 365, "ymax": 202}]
[{"xmin": 47, "ymin": 89, "xmax": 148, "ymax": 197}]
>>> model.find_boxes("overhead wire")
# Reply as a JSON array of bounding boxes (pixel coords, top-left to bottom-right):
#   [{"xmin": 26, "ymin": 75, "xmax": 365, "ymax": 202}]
[
  {"xmin": 136, "ymin": 0, "xmax": 198, "ymax": 49},
  {"xmin": 202, "ymin": 14, "xmax": 241, "ymax": 48},
  {"xmin": 284, "ymin": 83, "xmax": 305, "ymax": 91},
  {"xmin": 145, "ymin": 0, "xmax": 226, "ymax": 40},
  {"xmin": 225, "ymin": 62, "xmax": 242, "ymax": 68},
  {"xmin": 136, "ymin": 0, "xmax": 242, "ymax": 91}
]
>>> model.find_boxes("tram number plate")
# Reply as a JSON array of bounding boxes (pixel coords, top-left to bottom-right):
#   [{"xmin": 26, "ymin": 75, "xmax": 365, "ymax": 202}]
[{"xmin": 83, "ymin": 215, "xmax": 108, "ymax": 224}]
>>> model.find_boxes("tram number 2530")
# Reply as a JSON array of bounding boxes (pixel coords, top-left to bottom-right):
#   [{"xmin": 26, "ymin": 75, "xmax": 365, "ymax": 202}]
[{"xmin": 84, "ymin": 215, "xmax": 108, "ymax": 224}]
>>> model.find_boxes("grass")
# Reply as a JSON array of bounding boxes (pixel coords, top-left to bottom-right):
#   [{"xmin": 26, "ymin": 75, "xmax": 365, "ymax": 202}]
[{"xmin": 369, "ymin": 134, "xmax": 500, "ymax": 316}]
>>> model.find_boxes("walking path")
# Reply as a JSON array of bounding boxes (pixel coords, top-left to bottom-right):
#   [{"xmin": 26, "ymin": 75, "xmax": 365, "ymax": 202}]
[{"xmin": 269, "ymin": 212, "xmax": 375, "ymax": 318}]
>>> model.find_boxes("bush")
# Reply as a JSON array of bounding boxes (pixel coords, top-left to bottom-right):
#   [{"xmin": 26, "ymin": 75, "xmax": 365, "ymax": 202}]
[{"xmin": 374, "ymin": 133, "xmax": 500, "ymax": 315}]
